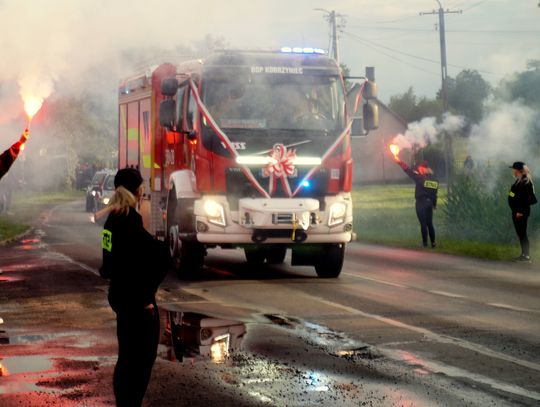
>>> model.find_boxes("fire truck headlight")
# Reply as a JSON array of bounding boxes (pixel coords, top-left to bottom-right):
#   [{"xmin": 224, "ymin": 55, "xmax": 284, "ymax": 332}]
[
  {"xmin": 204, "ymin": 200, "xmax": 226, "ymax": 227},
  {"xmin": 103, "ymin": 197, "xmax": 110, "ymax": 205},
  {"xmin": 91, "ymin": 190, "xmax": 97, "ymax": 197},
  {"xmin": 328, "ymin": 202, "xmax": 347, "ymax": 226}
]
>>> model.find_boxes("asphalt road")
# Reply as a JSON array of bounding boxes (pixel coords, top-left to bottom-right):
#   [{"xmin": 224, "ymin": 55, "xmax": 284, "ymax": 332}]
[{"xmin": 1, "ymin": 199, "xmax": 539, "ymax": 406}]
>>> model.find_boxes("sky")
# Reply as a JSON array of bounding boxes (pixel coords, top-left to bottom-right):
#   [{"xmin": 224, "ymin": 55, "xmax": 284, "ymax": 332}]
[{"xmin": 0, "ymin": 0, "xmax": 539, "ymax": 128}]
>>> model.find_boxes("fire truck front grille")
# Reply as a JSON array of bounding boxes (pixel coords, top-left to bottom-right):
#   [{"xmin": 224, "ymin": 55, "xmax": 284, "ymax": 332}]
[
  {"xmin": 272, "ymin": 213, "xmax": 294, "ymax": 224},
  {"xmin": 225, "ymin": 168, "xmax": 330, "ymax": 210}
]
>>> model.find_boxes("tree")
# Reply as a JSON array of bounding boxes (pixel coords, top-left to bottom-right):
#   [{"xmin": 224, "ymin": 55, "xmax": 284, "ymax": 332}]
[
  {"xmin": 388, "ymin": 87, "xmax": 442, "ymax": 123},
  {"xmin": 388, "ymin": 87, "xmax": 418, "ymax": 122},
  {"xmin": 446, "ymin": 69, "xmax": 491, "ymax": 123},
  {"xmin": 43, "ymin": 94, "xmax": 116, "ymax": 187},
  {"xmin": 340, "ymin": 63, "xmax": 353, "ymax": 92},
  {"xmin": 497, "ymin": 62, "xmax": 540, "ymax": 109}
]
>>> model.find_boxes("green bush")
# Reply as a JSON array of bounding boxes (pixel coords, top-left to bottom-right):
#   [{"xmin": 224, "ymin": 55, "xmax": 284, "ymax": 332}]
[{"xmin": 444, "ymin": 171, "xmax": 539, "ymax": 243}]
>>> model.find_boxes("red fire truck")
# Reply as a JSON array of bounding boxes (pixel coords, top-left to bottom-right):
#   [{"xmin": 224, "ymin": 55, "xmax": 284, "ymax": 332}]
[{"xmin": 118, "ymin": 49, "xmax": 377, "ymax": 278}]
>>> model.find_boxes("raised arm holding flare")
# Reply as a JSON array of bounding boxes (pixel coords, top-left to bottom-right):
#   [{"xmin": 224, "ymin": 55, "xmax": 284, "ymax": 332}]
[{"xmin": 0, "ymin": 129, "xmax": 29, "ymax": 181}]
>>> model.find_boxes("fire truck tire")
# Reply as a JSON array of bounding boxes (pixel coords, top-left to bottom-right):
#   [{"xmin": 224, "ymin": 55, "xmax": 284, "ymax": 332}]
[
  {"xmin": 244, "ymin": 247, "xmax": 266, "ymax": 265},
  {"xmin": 177, "ymin": 241, "xmax": 205, "ymax": 277},
  {"xmin": 265, "ymin": 247, "xmax": 287, "ymax": 264},
  {"xmin": 315, "ymin": 244, "xmax": 345, "ymax": 278}
]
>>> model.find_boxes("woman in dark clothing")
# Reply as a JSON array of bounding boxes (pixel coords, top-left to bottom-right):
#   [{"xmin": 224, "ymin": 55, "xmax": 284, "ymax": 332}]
[
  {"xmin": 508, "ymin": 162, "xmax": 537, "ymax": 262},
  {"xmin": 99, "ymin": 168, "xmax": 169, "ymax": 407},
  {"xmin": 395, "ymin": 158, "xmax": 439, "ymax": 248},
  {"xmin": 0, "ymin": 129, "xmax": 28, "ymax": 181}
]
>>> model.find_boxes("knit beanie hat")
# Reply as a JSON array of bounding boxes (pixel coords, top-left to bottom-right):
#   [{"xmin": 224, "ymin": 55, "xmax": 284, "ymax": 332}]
[{"xmin": 114, "ymin": 168, "xmax": 143, "ymax": 195}]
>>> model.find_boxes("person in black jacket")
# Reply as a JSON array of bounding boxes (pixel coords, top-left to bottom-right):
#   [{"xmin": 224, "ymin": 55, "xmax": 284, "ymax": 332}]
[
  {"xmin": 99, "ymin": 168, "xmax": 170, "ymax": 407},
  {"xmin": 395, "ymin": 158, "xmax": 439, "ymax": 248},
  {"xmin": 508, "ymin": 162, "xmax": 537, "ymax": 262},
  {"xmin": 0, "ymin": 129, "xmax": 29, "ymax": 181}
]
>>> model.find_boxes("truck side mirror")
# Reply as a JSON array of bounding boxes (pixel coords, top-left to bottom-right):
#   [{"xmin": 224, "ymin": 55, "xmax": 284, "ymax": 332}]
[
  {"xmin": 363, "ymin": 81, "xmax": 378, "ymax": 100},
  {"xmin": 363, "ymin": 66, "xmax": 378, "ymax": 100},
  {"xmin": 160, "ymin": 100, "xmax": 177, "ymax": 130},
  {"xmin": 363, "ymin": 101, "xmax": 379, "ymax": 131},
  {"xmin": 161, "ymin": 78, "xmax": 179, "ymax": 96},
  {"xmin": 351, "ymin": 117, "xmax": 367, "ymax": 137}
]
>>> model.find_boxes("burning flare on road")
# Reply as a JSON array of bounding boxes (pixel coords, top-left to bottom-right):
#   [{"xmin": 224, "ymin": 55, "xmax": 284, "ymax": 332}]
[{"xmin": 389, "ymin": 144, "xmax": 400, "ymax": 161}]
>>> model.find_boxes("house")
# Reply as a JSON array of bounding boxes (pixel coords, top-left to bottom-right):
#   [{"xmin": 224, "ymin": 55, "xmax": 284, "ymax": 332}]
[{"xmin": 351, "ymin": 100, "xmax": 410, "ymax": 184}]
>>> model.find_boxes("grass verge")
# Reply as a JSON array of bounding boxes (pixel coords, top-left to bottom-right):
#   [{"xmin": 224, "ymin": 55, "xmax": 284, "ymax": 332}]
[{"xmin": 0, "ymin": 190, "xmax": 84, "ymax": 242}]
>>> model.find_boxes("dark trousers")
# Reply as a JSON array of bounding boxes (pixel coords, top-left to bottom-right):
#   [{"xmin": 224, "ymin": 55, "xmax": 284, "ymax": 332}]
[
  {"xmin": 114, "ymin": 305, "xmax": 160, "ymax": 407},
  {"xmin": 416, "ymin": 201, "xmax": 435, "ymax": 246},
  {"xmin": 512, "ymin": 212, "xmax": 530, "ymax": 256}
]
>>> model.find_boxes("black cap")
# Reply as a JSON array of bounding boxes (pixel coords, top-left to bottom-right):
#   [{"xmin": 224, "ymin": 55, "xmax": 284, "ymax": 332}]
[
  {"xmin": 114, "ymin": 168, "xmax": 143, "ymax": 195},
  {"xmin": 510, "ymin": 161, "xmax": 525, "ymax": 170}
]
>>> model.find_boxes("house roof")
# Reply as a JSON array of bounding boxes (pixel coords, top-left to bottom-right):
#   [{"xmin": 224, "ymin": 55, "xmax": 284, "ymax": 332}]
[{"xmin": 375, "ymin": 99, "xmax": 408, "ymax": 127}]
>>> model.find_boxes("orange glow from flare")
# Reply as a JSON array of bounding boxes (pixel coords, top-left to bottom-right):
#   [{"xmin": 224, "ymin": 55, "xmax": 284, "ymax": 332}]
[
  {"xmin": 23, "ymin": 95, "xmax": 44, "ymax": 119},
  {"xmin": 0, "ymin": 362, "xmax": 9, "ymax": 377},
  {"xmin": 389, "ymin": 144, "xmax": 400, "ymax": 159}
]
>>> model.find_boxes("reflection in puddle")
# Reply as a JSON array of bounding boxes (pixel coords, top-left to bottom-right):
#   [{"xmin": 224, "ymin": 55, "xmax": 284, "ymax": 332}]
[
  {"xmin": 159, "ymin": 310, "xmax": 246, "ymax": 363},
  {"xmin": 306, "ymin": 371, "xmax": 330, "ymax": 392},
  {"xmin": 0, "ymin": 276, "xmax": 23, "ymax": 283},
  {"xmin": 0, "ymin": 355, "xmax": 53, "ymax": 375}
]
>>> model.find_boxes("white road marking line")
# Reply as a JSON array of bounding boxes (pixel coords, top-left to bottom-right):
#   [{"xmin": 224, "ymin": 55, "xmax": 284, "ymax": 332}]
[
  {"xmin": 342, "ymin": 272, "xmax": 407, "ymax": 288},
  {"xmin": 428, "ymin": 290, "xmax": 465, "ymax": 299},
  {"xmin": 303, "ymin": 293, "xmax": 540, "ymax": 374},
  {"xmin": 382, "ymin": 347, "xmax": 540, "ymax": 401},
  {"xmin": 487, "ymin": 303, "xmax": 537, "ymax": 313},
  {"xmin": 48, "ymin": 250, "xmax": 100, "ymax": 276}
]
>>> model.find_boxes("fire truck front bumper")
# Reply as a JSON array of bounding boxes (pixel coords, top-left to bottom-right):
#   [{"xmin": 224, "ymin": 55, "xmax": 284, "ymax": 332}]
[{"xmin": 192, "ymin": 194, "xmax": 353, "ymax": 245}]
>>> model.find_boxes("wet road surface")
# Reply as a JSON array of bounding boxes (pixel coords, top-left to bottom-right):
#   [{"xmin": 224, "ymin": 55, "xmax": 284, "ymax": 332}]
[{"xmin": 1, "ymin": 200, "xmax": 539, "ymax": 406}]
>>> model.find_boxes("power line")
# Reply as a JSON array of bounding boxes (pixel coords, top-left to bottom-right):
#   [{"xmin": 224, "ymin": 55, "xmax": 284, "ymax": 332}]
[
  {"xmin": 462, "ymin": 0, "xmax": 488, "ymax": 12},
  {"xmin": 346, "ymin": 25, "xmax": 540, "ymax": 34},
  {"xmin": 342, "ymin": 32, "xmax": 440, "ymax": 77},
  {"xmin": 344, "ymin": 30, "xmax": 503, "ymax": 77}
]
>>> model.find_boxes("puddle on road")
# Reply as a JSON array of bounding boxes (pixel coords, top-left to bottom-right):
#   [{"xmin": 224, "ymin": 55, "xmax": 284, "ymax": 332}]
[
  {"xmin": 158, "ymin": 308, "xmax": 246, "ymax": 364},
  {"xmin": 265, "ymin": 313, "xmax": 382, "ymax": 361},
  {"xmin": 0, "ymin": 329, "xmax": 97, "ymax": 348},
  {"xmin": 0, "ymin": 276, "xmax": 23, "ymax": 283},
  {"xmin": 0, "ymin": 355, "xmax": 53, "ymax": 375}
]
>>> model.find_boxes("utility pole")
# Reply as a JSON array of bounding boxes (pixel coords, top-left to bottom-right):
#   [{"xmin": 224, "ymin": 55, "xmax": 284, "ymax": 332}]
[
  {"xmin": 331, "ymin": 11, "xmax": 340, "ymax": 63},
  {"xmin": 420, "ymin": 1, "xmax": 461, "ymax": 183},
  {"xmin": 314, "ymin": 9, "xmax": 345, "ymax": 63}
]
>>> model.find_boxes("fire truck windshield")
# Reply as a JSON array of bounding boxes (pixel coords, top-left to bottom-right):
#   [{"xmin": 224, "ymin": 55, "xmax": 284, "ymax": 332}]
[{"xmin": 203, "ymin": 74, "xmax": 345, "ymax": 133}]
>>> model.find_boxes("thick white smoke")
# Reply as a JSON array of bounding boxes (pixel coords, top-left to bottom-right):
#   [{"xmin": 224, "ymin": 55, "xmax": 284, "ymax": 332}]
[
  {"xmin": 392, "ymin": 113, "xmax": 466, "ymax": 149},
  {"xmin": 468, "ymin": 102, "xmax": 537, "ymax": 165}
]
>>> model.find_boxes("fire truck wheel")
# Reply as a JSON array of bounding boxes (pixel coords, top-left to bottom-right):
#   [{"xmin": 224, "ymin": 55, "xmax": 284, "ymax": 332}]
[
  {"xmin": 244, "ymin": 247, "xmax": 266, "ymax": 265},
  {"xmin": 315, "ymin": 244, "xmax": 345, "ymax": 278},
  {"xmin": 266, "ymin": 247, "xmax": 287, "ymax": 264},
  {"xmin": 171, "ymin": 238, "xmax": 204, "ymax": 278}
]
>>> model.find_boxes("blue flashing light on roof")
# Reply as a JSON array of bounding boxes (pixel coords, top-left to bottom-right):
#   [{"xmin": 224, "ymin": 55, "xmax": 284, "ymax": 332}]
[
  {"xmin": 281, "ymin": 47, "xmax": 327, "ymax": 55},
  {"xmin": 302, "ymin": 180, "xmax": 311, "ymax": 188}
]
